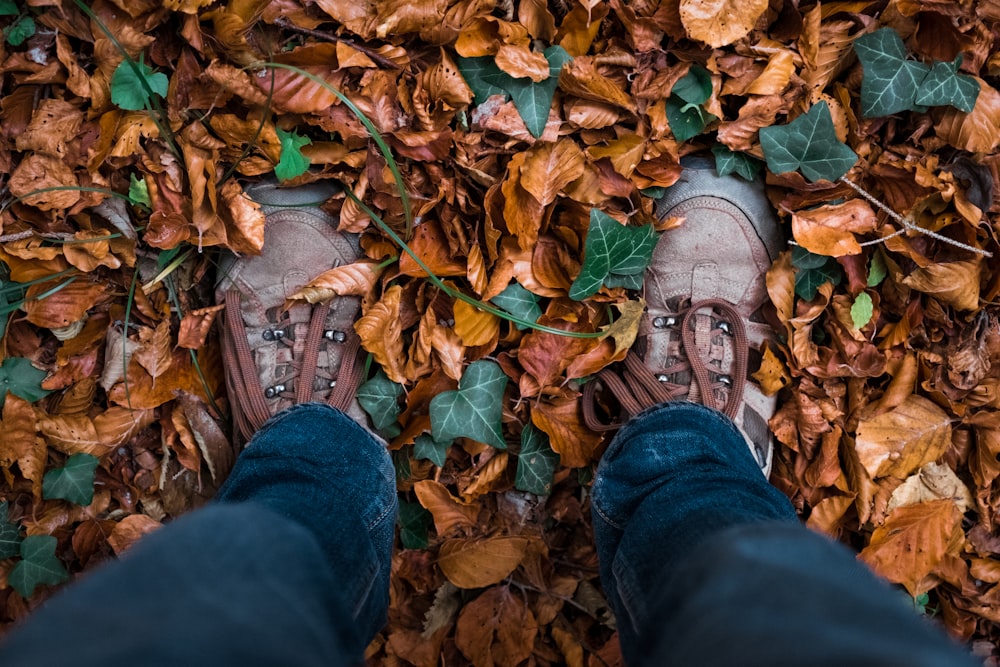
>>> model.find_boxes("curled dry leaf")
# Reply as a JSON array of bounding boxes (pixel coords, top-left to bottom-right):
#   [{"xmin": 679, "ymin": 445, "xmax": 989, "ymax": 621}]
[
  {"xmin": 790, "ymin": 199, "xmax": 877, "ymax": 257},
  {"xmin": 902, "ymin": 260, "xmax": 981, "ymax": 311},
  {"xmin": 495, "ymin": 43, "xmax": 550, "ymax": 82},
  {"xmin": 887, "ymin": 462, "xmax": 975, "ymax": 514},
  {"xmin": 290, "ymin": 261, "xmax": 385, "ymax": 303},
  {"xmin": 936, "ymin": 78, "xmax": 1000, "ymax": 153},
  {"xmin": 531, "ymin": 390, "xmax": 603, "ymax": 468},
  {"xmin": 413, "ymin": 479, "xmax": 480, "ymax": 536},
  {"xmin": 177, "ymin": 304, "xmax": 225, "ymax": 350},
  {"xmin": 355, "ymin": 284, "xmax": 407, "ymax": 384},
  {"xmin": 22, "ymin": 281, "xmax": 107, "ymax": 329},
  {"xmin": 133, "ymin": 320, "xmax": 174, "ymax": 381},
  {"xmin": 0, "ymin": 394, "xmax": 36, "ymax": 469},
  {"xmin": 8, "ymin": 153, "xmax": 81, "ymax": 211},
  {"xmin": 438, "ymin": 536, "xmax": 530, "ymax": 589},
  {"xmin": 519, "ymin": 140, "xmax": 586, "ymax": 207}
]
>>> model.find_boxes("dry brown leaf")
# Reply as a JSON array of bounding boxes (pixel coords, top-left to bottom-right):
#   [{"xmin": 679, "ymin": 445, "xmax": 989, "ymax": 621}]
[
  {"xmin": 356, "ymin": 284, "xmax": 407, "ymax": 384},
  {"xmin": 887, "ymin": 462, "xmax": 974, "ymax": 514},
  {"xmin": 519, "ymin": 140, "xmax": 586, "ymax": 207},
  {"xmin": 854, "ymin": 395, "xmax": 952, "ymax": 480},
  {"xmin": 679, "ymin": 0, "xmax": 769, "ymax": 48},
  {"xmin": 746, "ymin": 50, "xmax": 796, "ymax": 96},
  {"xmin": 219, "ymin": 179, "xmax": 266, "ymax": 255},
  {"xmin": 453, "ymin": 300, "xmax": 500, "ymax": 347},
  {"xmin": 133, "ymin": 320, "xmax": 174, "ymax": 381},
  {"xmin": 859, "ymin": 499, "xmax": 964, "ymax": 596},
  {"xmin": 936, "ymin": 78, "xmax": 1000, "ymax": 153},
  {"xmin": 290, "ymin": 261, "xmax": 385, "ymax": 303},
  {"xmin": 790, "ymin": 199, "xmax": 877, "ymax": 257},
  {"xmin": 902, "ymin": 260, "xmax": 981, "ymax": 311},
  {"xmin": 494, "ymin": 44, "xmax": 550, "ymax": 82},
  {"xmin": 22, "ymin": 281, "xmax": 107, "ymax": 329},
  {"xmin": 8, "ymin": 153, "xmax": 81, "ymax": 210},
  {"xmin": 438, "ymin": 536, "xmax": 530, "ymax": 589},
  {"xmin": 107, "ymin": 514, "xmax": 162, "ymax": 556},
  {"xmin": 0, "ymin": 395, "xmax": 36, "ymax": 469},
  {"xmin": 455, "ymin": 586, "xmax": 538, "ymax": 667},
  {"xmin": 532, "ymin": 390, "xmax": 602, "ymax": 467},
  {"xmin": 413, "ymin": 479, "xmax": 479, "ymax": 536},
  {"xmin": 177, "ymin": 305, "xmax": 225, "ymax": 350}
]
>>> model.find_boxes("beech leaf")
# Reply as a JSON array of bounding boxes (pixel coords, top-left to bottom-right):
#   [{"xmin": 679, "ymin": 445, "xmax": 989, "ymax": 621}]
[
  {"xmin": 275, "ymin": 127, "xmax": 312, "ymax": 181},
  {"xmin": 0, "ymin": 501, "xmax": 21, "ymax": 559},
  {"xmin": 515, "ymin": 424, "xmax": 559, "ymax": 496},
  {"xmin": 0, "ymin": 357, "xmax": 51, "ymax": 409},
  {"xmin": 42, "ymin": 453, "xmax": 99, "ymax": 506},
  {"xmin": 569, "ymin": 209, "xmax": 658, "ymax": 301},
  {"xmin": 430, "ymin": 360, "xmax": 507, "ymax": 449},
  {"xmin": 854, "ymin": 28, "xmax": 931, "ymax": 117},
  {"xmin": 759, "ymin": 101, "xmax": 858, "ymax": 183},
  {"xmin": 8, "ymin": 535, "xmax": 69, "ymax": 598},
  {"xmin": 110, "ymin": 55, "xmax": 169, "ymax": 111}
]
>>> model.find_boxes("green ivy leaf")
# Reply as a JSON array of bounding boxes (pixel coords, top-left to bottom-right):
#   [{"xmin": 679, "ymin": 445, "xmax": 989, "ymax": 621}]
[
  {"xmin": 0, "ymin": 357, "xmax": 51, "ymax": 409},
  {"xmin": 429, "ymin": 360, "xmax": 507, "ymax": 449},
  {"xmin": 0, "ymin": 501, "xmax": 21, "ymax": 560},
  {"xmin": 0, "ymin": 1, "xmax": 18, "ymax": 15},
  {"xmin": 275, "ymin": 127, "xmax": 312, "ymax": 181},
  {"xmin": 490, "ymin": 282, "xmax": 542, "ymax": 331},
  {"xmin": 456, "ymin": 56, "xmax": 511, "ymax": 104},
  {"xmin": 672, "ymin": 65, "xmax": 713, "ymax": 105},
  {"xmin": 712, "ymin": 146, "xmax": 762, "ymax": 181},
  {"xmin": 914, "ymin": 58, "xmax": 979, "ymax": 113},
  {"xmin": 515, "ymin": 424, "xmax": 559, "ymax": 496},
  {"xmin": 854, "ymin": 28, "xmax": 931, "ymax": 117},
  {"xmin": 8, "ymin": 535, "xmax": 69, "ymax": 598},
  {"xmin": 110, "ymin": 54, "xmax": 169, "ymax": 111},
  {"xmin": 851, "ymin": 292, "xmax": 874, "ymax": 330},
  {"xmin": 665, "ymin": 65, "xmax": 717, "ymax": 141},
  {"xmin": 505, "ymin": 46, "xmax": 573, "ymax": 138},
  {"xmin": 867, "ymin": 250, "xmax": 887, "ymax": 287},
  {"xmin": 4, "ymin": 14, "xmax": 33, "ymax": 46},
  {"xmin": 414, "ymin": 434, "xmax": 450, "ymax": 467},
  {"xmin": 569, "ymin": 209, "xmax": 658, "ymax": 301},
  {"xmin": 357, "ymin": 369, "xmax": 403, "ymax": 438},
  {"xmin": 791, "ymin": 246, "xmax": 842, "ymax": 300},
  {"xmin": 128, "ymin": 174, "xmax": 151, "ymax": 207},
  {"xmin": 398, "ymin": 500, "xmax": 432, "ymax": 550},
  {"xmin": 43, "ymin": 453, "xmax": 99, "ymax": 506},
  {"xmin": 759, "ymin": 101, "xmax": 858, "ymax": 183}
]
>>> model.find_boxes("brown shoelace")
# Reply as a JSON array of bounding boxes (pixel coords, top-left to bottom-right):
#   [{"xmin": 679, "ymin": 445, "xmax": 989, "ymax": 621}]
[
  {"xmin": 223, "ymin": 289, "xmax": 365, "ymax": 442},
  {"xmin": 583, "ymin": 298, "xmax": 749, "ymax": 431}
]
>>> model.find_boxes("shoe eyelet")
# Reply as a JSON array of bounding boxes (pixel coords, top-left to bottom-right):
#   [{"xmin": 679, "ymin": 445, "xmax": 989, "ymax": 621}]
[
  {"xmin": 718, "ymin": 375, "xmax": 733, "ymax": 387},
  {"xmin": 263, "ymin": 328, "xmax": 286, "ymax": 341},
  {"xmin": 264, "ymin": 384, "xmax": 286, "ymax": 398},
  {"xmin": 652, "ymin": 316, "xmax": 677, "ymax": 329},
  {"xmin": 328, "ymin": 380, "xmax": 337, "ymax": 388},
  {"xmin": 718, "ymin": 321, "xmax": 733, "ymax": 335},
  {"xmin": 324, "ymin": 330, "xmax": 347, "ymax": 343},
  {"xmin": 656, "ymin": 374, "xmax": 670, "ymax": 383}
]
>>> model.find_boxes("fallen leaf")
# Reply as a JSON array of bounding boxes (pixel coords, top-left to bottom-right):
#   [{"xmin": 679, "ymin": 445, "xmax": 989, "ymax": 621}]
[
  {"xmin": 679, "ymin": 0, "xmax": 769, "ymax": 48},
  {"xmin": 791, "ymin": 199, "xmax": 877, "ymax": 256},
  {"xmin": 413, "ymin": 480, "xmax": 479, "ymax": 535},
  {"xmin": 107, "ymin": 514, "xmax": 162, "ymax": 555},
  {"xmin": 455, "ymin": 585, "xmax": 538, "ymax": 667},
  {"xmin": 438, "ymin": 536, "xmax": 530, "ymax": 589},
  {"xmin": 854, "ymin": 395, "xmax": 952, "ymax": 480},
  {"xmin": 355, "ymin": 284, "xmax": 407, "ymax": 384},
  {"xmin": 902, "ymin": 260, "xmax": 981, "ymax": 311}
]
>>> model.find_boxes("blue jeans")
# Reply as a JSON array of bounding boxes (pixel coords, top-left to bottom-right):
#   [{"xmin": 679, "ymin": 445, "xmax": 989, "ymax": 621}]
[{"xmin": 0, "ymin": 403, "xmax": 974, "ymax": 666}]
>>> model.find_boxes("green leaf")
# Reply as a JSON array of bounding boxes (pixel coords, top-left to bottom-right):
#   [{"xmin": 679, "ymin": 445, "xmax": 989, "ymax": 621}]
[
  {"xmin": 867, "ymin": 250, "xmax": 887, "ymax": 287},
  {"xmin": 456, "ymin": 56, "xmax": 512, "ymax": 104},
  {"xmin": 398, "ymin": 500, "xmax": 432, "ymax": 550},
  {"xmin": 0, "ymin": 501, "xmax": 21, "ymax": 560},
  {"xmin": 43, "ymin": 453, "xmax": 99, "ymax": 506},
  {"xmin": 712, "ymin": 146, "xmax": 762, "ymax": 181},
  {"xmin": 8, "ymin": 535, "xmax": 69, "ymax": 598},
  {"xmin": 429, "ymin": 360, "xmax": 507, "ymax": 449},
  {"xmin": 275, "ymin": 127, "xmax": 312, "ymax": 182},
  {"xmin": 128, "ymin": 174, "xmax": 151, "ymax": 207},
  {"xmin": 759, "ymin": 101, "xmax": 858, "ymax": 183},
  {"xmin": 0, "ymin": 357, "xmax": 51, "ymax": 409},
  {"xmin": 414, "ymin": 434, "xmax": 450, "ymax": 467},
  {"xmin": 515, "ymin": 424, "xmax": 559, "ymax": 496},
  {"xmin": 110, "ymin": 54, "xmax": 169, "ymax": 111},
  {"xmin": 506, "ymin": 46, "xmax": 573, "ymax": 138},
  {"xmin": 357, "ymin": 369, "xmax": 403, "ymax": 438},
  {"xmin": 569, "ymin": 208, "xmax": 658, "ymax": 301},
  {"xmin": 0, "ymin": 1, "xmax": 18, "ymax": 15},
  {"xmin": 671, "ymin": 65, "xmax": 713, "ymax": 105},
  {"xmin": 490, "ymin": 282, "xmax": 542, "ymax": 331},
  {"xmin": 393, "ymin": 448, "xmax": 412, "ymax": 482},
  {"xmin": 854, "ymin": 28, "xmax": 931, "ymax": 118},
  {"xmin": 665, "ymin": 97, "xmax": 716, "ymax": 142},
  {"xmin": 4, "ymin": 14, "xmax": 33, "ymax": 46},
  {"xmin": 791, "ymin": 247, "xmax": 842, "ymax": 300},
  {"xmin": 850, "ymin": 292, "xmax": 873, "ymax": 330},
  {"xmin": 914, "ymin": 58, "xmax": 979, "ymax": 113}
]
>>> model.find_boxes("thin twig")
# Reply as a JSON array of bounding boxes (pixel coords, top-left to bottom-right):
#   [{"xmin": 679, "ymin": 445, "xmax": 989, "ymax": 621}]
[
  {"xmin": 0, "ymin": 230, "xmax": 34, "ymax": 243},
  {"xmin": 508, "ymin": 580, "xmax": 595, "ymax": 616},
  {"xmin": 273, "ymin": 18, "xmax": 402, "ymax": 70},
  {"xmin": 839, "ymin": 176, "xmax": 992, "ymax": 258}
]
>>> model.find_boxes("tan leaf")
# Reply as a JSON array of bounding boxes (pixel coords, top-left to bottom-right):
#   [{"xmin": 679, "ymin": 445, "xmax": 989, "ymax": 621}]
[
  {"xmin": 356, "ymin": 284, "xmax": 407, "ymax": 383},
  {"xmin": 8, "ymin": 153, "xmax": 81, "ymax": 210},
  {"xmin": 18, "ymin": 437, "xmax": 46, "ymax": 499},
  {"xmin": 752, "ymin": 343, "xmax": 791, "ymax": 396},
  {"xmin": 494, "ymin": 44, "xmax": 550, "ymax": 82},
  {"xmin": 746, "ymin": 50, "xmax": 796, "ymax": 95},
  {"xmin": 63, "ymin": 231, "xmax": 122, "ymax": 272},
  {"xmin": 430, "ymin": 321, "xmax": 466, "ymax": 382},
  {"xmin": 805, "ymin": 494, "xmax": 856, "ymax": 536},
  {"xmin": 854, "ymin": 395, "xmax": 952, "ymax": 480},
  {"xmin": 0, "ymin": 394, "xmax": 36, "ymax": 469},
  {"xmin": 413, "ymin": 479, "xmax": 479, "ymax": 536},
  {"xmin": 133, "ymin": 320, "xmax": 173, "ymax": 381},
  {"xmin": 22, "ymin": 281, "xmax": 107, "ymax": 329},
  {"xmin": 36, "ymin": 412, "xmax": 103, "ymax": 456},
  {"xmin": 902, "ymin": 260, "xmax": 981, "ymax": 311},
  {"xmin": 859, "ymin": 499, "xmax": 964, "ymax": 596},
  {"xmin": 455, "ymin": 586, "xmax": 538, "ymax": 667},
  {"xmin": 424, "ymin": 49, "xmax": 473, "ymax": 107},
  {"xmin": 461, "ymin": 451, "xmax": 509, "ymax": 500},
  {"xmin": 532, "ymin": 390, "xmax": 602, "ymax": 468},
  {"xmin": 439, "ymin": 536, "xmax": 530, "ymax": 588},
  {"xmin": 519, "ymin": 140, "xmax": 586, "ymax": 207},
  {"xmin": 290, "ymin": 261, "xmax": 385, "ymax": 303},
  {"xmin": 177, "ymin": 304, "xmax": 225, "ymax": 350},
  {"xmin": 679, "ymin": 0, "xmax": 769, "ymax": 48},
  {"xmin": 454, "ymin": 300, "xmax": 500, "ymax": 347},
  {"xmin": 790, "ymin": 199, "xmax": 877, "ymax": 257},
  {"xmin": 107, "ymin": 514, "xmax": 162, "ymax": 556},
  {"xmin": 587, "ymin": 134, "xmax": 646, "ymax": 179},
  {"xmin": 936, "ymin": 78, "xmax": 1000, "ymax": 153},
  {"xmin": 177, "ymin": 393, "xmax": 232, "ymax": 482},
  {"xmin": 219, "ymin": 179, "xmax": 266, "ymax": 255},
  {"xmin": 599, "ymin": 299, "xmax": 645, "ymax": 355},
  {"xmin": 558, "ymin": 58, "xmax": 636, "ymax": 112},
  {"xmin": 887, "ymin": 462, "xmax": 975, "ymax": 514},
  {"xmin": 502, "ymin": 153, "xmax": 546, "ymax": 252},
  {"xmin": 94, "ymin": 407, "xmax": 156, "ymax": 449},
  {"xmin": 552, "ymin": 626, "xmax": 585, "ymax": 667}
]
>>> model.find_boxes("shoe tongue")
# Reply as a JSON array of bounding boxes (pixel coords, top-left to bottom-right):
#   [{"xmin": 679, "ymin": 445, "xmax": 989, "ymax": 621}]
[{"xmin": 286, "ymin": 302, "xmax": 312, "ymax": 325}]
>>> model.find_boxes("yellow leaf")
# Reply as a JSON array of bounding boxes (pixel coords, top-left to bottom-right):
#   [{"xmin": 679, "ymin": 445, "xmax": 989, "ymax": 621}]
[
  {"xmin": 454, "ymin": 300, "xmax": 500, "ymax": 347},
  {"xmin": 599, "ymin": 299, "xmax": 645, "ymax": 355}
]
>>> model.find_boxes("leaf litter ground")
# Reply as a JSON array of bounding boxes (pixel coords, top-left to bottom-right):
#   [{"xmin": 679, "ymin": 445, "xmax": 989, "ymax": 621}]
[{"xmin": 1, "ymin": 1, "xmax": 1000, "ymax": 665}]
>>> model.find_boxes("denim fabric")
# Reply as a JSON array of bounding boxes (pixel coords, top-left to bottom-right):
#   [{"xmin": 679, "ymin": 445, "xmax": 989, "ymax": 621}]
[{"xmin": 216, "ymin": 403, "xmax": 397, "ymax": 646}]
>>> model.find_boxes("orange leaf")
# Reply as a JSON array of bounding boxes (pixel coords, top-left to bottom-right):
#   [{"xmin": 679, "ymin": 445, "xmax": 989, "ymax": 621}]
[
  {"xmin": 8, "ymin": 153, "xmax": 81, "ymax": 210},
  {"xmin": 587, "ymin": 134, "xmax": 646, "ymax": 179},
  {"xmin": 398, "ymin": 220, "xmax": 468, "ymax": 278},
  {"xmin": 519, "ymin": 140, "xmax": 586, "ymax": 207},
  {"xmin": 219, "ymin": 179, "xmax": 266, "ymax": 255},
  {"xmin": 356, "ymin": 284, "xmax": 407, "ymax": 384},
  {"xmin": 746, "ymin": 50, "xmax": 796, "ymax": 96},
  {"xmin": 902, "ymin": 260, "xmax": 981, "ymax": 311},
  {"xmin": 438, "ymin": 536, "xmax": 529, "ymax": 588},
  {"xmin": 935, "ymin": 78, "xmax": 1000, "ymax": 153},
  {"xmin": 22, "ymin": 280, "xmax": 107, "ymax": 329},
  {"xmin": 63, "ymin": 230, "xmax": 122, "ymax": 272},
  {"xmin": 455, "ymin": 586, "xmax": 538, "ymax": 667},
  {"xmin": 790, "ymin": 199, "xmax": 876, "ymax": 257},
  {"xmin": 854, "ymin": 395, "xmax": 952, "ymax": 480},
  {"xmin": 679, "ymin": 0, "xmax": 769, "ymax": 48},
  {"xmin": 453, "ymin": 300, "xmax": 500, "ymax": 347},
  {"xmin": 494, "ymin": 44, "xmax": 550, "ymax": 82},
  {"xmin": 0, "ymin": 394, "xmax": 35, "ymax": 469},
  {"xmin": 532, "ymin": 390, "xmax": 602, "ymax": 467},
  {"xmin": 291, "ymin": 261, "xmax": 385, "ymax": 303},
  {"xmin": 133, "ymin": 320, "xmax": 173, "ymax": 381},
  {"xmin": 107, "ymin": 514, "xmax": 162, "ymax": 556},
  {"xmin": 423, "ymin": 49, "xmax": 473, "ymax": 108},
  {"xmin": 177, "ymin": 304, "xmax": 225, "ymax": 350},
  {"xmin": 859, "ymin": 499, "xmax": 964, "ymax": 596},
  {"xmin": 413, "ymin": 479, "xmax": 479, "ymax": 535},
  {"xmin": 559, "ymin": 58, "xmax": 636, "ymax": 112}
]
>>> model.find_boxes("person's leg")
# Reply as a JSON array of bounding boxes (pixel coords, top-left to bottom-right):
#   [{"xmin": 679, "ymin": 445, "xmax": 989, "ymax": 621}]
[
  {"xmin": 592, "ymin": 401, "xmax": 975, "ymax": 667},
  {"xmin": 0, "ymin": 403, "xmax": 396, "ymax": 667}
]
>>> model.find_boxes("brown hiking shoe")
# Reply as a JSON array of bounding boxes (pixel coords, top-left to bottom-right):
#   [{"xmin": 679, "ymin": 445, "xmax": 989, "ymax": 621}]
[
  {"xmin": 216, "ymin": 180, "xmax": 367, "ymax": 444},
  {"xmin": 584, "ymin": 159, "xmax": 783, "ymax": 476}
]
